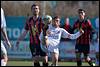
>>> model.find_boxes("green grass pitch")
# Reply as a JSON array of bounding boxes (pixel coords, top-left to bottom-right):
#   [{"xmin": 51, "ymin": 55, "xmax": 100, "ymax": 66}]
[{"xmin": 7, "ymin": 60, "xmax": 90, "ymax": 66}]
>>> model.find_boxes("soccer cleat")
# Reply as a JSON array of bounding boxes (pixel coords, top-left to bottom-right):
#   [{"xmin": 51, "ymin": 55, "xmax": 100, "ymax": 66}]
[{"xmin": 92, "ymin": 63, "xmax": 96, "ymax": 66}]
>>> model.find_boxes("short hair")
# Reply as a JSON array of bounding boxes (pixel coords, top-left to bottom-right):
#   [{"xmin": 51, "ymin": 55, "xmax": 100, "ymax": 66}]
[
  {"xmin": 31, "ymin": 4, "xmax": 39, "ymax": 10},
  {"xmin": 53, "ymin": 16, "xmax": 60, "ymax": 20},
  {"xmin": 78, "ymin": 9, "xmax": 85, "ymax": 13}
]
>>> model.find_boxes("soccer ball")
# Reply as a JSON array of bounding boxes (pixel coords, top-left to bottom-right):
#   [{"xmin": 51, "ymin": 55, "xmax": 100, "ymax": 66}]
[{"xmin": 42, "ymin": 15, "xmax": 52, "ymax": 24}]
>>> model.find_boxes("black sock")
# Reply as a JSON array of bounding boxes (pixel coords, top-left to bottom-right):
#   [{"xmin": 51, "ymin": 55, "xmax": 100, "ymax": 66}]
[
  {"xmin": 43, "ymin": 62, "xmax": 48, "ymax": 66},
  {"xmin": 34, "ymin": 62, "xmax": 40, "ymax": 66},
  {"xmin": 77, "ymin": 60, "xmax": 82, "ymax": 66}
]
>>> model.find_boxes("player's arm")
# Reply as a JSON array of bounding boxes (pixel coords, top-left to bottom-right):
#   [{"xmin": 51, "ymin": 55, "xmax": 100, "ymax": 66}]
[
  {"xmin": 1, "ymin": 8, "xmax": 11, "ymax": 48},
  {"xmin": 16, "ymin": 17, "xmax": 29, "ymax": 45},
  {"xmin": 39, "ymin": 31, "xmax": 43, "ymax": 42},
  {"xmin": 1, "ymin": 28, "xmax": 11, "ymax": 48},
  {"xmin": 39, "ymin": 30, "xmax": 49, "ymax": 47},
  {"xmin": 16, "ymin": 29, "xmax": 28, "ymax": 45},
  {"xmin": 72, "ymin": 20, "xmax": 78, "ymax": 32},
  {"xmin": 62, "ymin": 28, "xmax": 84, "ymax": 39},
  {"xmin": 87, "ymin": 19, "xmax": 96, "ymax": 42}
]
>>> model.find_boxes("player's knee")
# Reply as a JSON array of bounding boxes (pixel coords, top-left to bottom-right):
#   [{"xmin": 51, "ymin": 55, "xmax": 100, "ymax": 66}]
[
  {"xmin": 43, "ymin": 56, "xmax": 48, "ymax": 63},
  {"xmin": 34, "ymin": 56, "xmax": 40, "ymax": 62}
]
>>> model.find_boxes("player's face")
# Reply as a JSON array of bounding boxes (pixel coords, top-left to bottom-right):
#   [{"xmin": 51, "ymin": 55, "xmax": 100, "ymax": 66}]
[
  {"xmin": 53, "ymin": 18, "xmax": 60, "ymax": 27},
  {"xmin": 32, "ymin": 6, "xmax": 39, "ymax": 15},
  {"xmin": 79, "ymin": 11, "xmax": 85, "ymax": 19}
]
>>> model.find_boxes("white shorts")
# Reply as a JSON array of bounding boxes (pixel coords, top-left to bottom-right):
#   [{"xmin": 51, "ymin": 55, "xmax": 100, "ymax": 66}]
[
  {"xmin": 48, "ymin": 45, "xmax": 59, "ymax": 54},
  {"xmin": 1, "ymin": 41, "xmax": 7, "ymax": 56},
  {"xmin": 40, "ymin": 43, "xmax": 59, "ymax": 54}
]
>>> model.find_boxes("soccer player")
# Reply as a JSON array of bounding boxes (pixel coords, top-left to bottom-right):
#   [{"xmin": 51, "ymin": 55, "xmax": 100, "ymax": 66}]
[
  {"xmin": 40, "ymin": 16, "xmax": 84, "ymax": 66},
  {"xmin": 16, "ymin": 4, "xmax": 48, "ymax": 66},
  {"xmin": 95, "ymin": 18, "xmax": 99, "ymax": 66},
  {"xmin": 1, "ymin": 8, "xmax": 11, "ymax": 66},
  {"xmin": 64, "ymin": 18, "xmax": 73, "ymax": 34},
  {"xmin": 72, "ymin": 9, "xmax": 95, "ymax": 66},
  {"xmin": 40, "ymin": 15, "xmax": 52, "ymax": 52}
]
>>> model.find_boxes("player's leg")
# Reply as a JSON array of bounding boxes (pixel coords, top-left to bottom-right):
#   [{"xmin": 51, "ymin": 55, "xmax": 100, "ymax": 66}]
[
  {"xmin": 84, "ymin": 53, "xmax": 95, "ymax": 66},
  {"xmin": 40, "ymin": 45, "xmax": 48, "ymax": 66},
  {"xmin": 75, "ymin": 44, "xmax": 82, "ymax": 66},
  {"xmin": 51, "ymin": 52, "xmax": 59, "ymax": 66},
  {"xmin": 1, "ymin": 42, "xmax": 8, "ymax": 66},
  {"xmin": 83, "ymin": 45, "xmax": 95, "ymax": 66},
  {"xmin": 95, "ymin": 41, "xmax": 99, "ymax": 66},
  {"xmin": 41, "ymin": 55, "xmax": 48, "ymax": 66},
  {"xmin": 29, "ymin": 44, "xmax": 40, "ymax": 66},
  {"xmin": 33, "ymin": 56, "xmax": 40, "ymax": 66},
  {"xmin": 75, "ymin": 52, "xmax": 82, "ymax": 66}
]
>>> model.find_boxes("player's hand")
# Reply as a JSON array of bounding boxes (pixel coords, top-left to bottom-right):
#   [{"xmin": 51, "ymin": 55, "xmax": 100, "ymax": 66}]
[
  {"xmin": 16, "ymin": 40, "xmax": 20, "ymax": 47},
  {"xmin": 46, "ymin": 30, "xmax": 51, "ymax": 36},
  {"xmin": 7, "ymin": 41, "xmax": 12, "ymax": 48},
  {"xmin": 79, "ymin": 28, "xmax": 84, "ymax": 34}
]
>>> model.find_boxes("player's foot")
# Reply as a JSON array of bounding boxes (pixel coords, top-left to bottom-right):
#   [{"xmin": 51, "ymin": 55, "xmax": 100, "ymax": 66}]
[
  {"xmin": 51, "ymin": 63, "xmax": 58, "ymax": 66},
  {"xmin": 92, "ymin": 63, "xmax": 96, "ymax": 66}
]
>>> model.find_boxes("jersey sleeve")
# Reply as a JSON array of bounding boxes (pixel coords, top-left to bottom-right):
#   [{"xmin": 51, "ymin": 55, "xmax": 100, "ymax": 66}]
[
  {"xmin": 24, "ymin": 18, "xmax": 29, "ymax": 31},
  {"xmin": 72, "ymin": 20, "xmax": 78, "ymax": 31},
  {"xmin": 39, "ymin": 31, "xmax": 43, "ymax": 42},
  {"xmin": 62, "ymin": 28, "xmax": 82, "ymax": 39},
  {"xmin": 87, "ymin": 19, "xmax": 92, "ymax": 30},
  {"xmin": 1, "ymin": 8, "xmax": 6, "ymax": 28}
]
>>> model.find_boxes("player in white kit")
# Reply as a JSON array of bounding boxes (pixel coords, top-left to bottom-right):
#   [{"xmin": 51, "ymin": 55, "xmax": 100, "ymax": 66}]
[
  {"xmin": 1, "ymin": 8, "xmax": 11, "ymax": 66},
  {"xmin": 95, "ymin": 18, "xmax": 99, "ymax": 66},
  {"xmin": 40, "ymin": 16, "xmax": 84, "ymax": 66}
]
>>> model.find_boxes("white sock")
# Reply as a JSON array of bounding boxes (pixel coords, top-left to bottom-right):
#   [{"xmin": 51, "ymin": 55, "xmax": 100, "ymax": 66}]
[{"xmin": 1, "ymin": 59, "xmax": 7, "ymax": 66}]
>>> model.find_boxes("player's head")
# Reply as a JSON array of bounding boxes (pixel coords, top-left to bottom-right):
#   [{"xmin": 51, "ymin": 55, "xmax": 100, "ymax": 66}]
[
  {"xmin": 43, "ymin": 15, "xmax": 52, "ymax": 25},
  {"xmin": 78, "ymin": 9, "xmax": 86, "ymax": 19},
  {"xmin": 31, "ymin": 4, "xmax": 39, "ymax": 16},
  {"xmin": 52, "ymin": 16, "xmax": 60, "ymax": 27}
]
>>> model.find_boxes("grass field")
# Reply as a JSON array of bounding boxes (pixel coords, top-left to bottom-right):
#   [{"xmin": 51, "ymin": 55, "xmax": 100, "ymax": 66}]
[{"xmin": 7, "ymin": 61, "xmax": 90, "ymax": 66}]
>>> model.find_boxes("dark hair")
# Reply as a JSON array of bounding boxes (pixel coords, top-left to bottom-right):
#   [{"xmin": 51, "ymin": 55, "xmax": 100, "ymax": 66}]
[
  {"xmin": 31, "ymin": 4, "xmax": 39, "ymax": 10},
  {"xmin": 78, "ymin": 9, "xmax": 85, "ymax": 13},
  {"xmin": 53, "ymin": 16, "xmax": 60, "ymax": 20}
]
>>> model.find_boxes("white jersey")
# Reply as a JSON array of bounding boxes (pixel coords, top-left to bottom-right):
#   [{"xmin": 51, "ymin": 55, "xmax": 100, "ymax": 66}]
[
  {"xmin": 95, "ymin": 18, "xmax": 99, "ymax": 29},
  {"xmin": 1, "ymin": 8, "xmax": 7, "ymax": 55},
  {"xmin": 1, "ymin": 8, "xmax": 6, "ymax": 43},
  {"xmin": 1, "ymin": 8, "xmax": 6, "ymax": 29},
  {"xmin": 40, "ymin": 24, "xmax": 82, "ymax": 53}
]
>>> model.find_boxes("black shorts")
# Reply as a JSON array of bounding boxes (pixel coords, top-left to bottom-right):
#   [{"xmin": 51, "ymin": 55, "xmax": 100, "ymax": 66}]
[
  {"xmin": 75, "ymin": 44, "xmax": 90, "ymax": 54},
  {"xmin": 29, "ymin": 44, "xmax": 47, "ymax": 57}
]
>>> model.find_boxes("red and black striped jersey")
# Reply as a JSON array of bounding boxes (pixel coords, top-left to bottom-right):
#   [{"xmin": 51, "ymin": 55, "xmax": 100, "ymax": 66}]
[
  {"xmin": 25, "ymin": 16, "xmax": 44, "ymax": 45},
  {"xmin": 73, "ymin": 19, "xmax": 93, "ymax": 45}
]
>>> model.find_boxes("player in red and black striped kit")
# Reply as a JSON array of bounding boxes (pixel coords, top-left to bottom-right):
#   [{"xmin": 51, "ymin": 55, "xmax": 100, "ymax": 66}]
[
  {"xmin": 16, "ymin": 4, "xmax": 48, "ymax": 66},
  {"xmin": 72, "ymin": 9, "xmax": 95, "ymax": 66}
]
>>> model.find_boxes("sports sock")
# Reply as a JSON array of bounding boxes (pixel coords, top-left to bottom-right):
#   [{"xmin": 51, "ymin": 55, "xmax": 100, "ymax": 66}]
[
  {"xmin": 34, "ymin": 62, "xmax": 40, "ymax": 66},
  {"xmin": 77, "ymin": 60, "xmax": 82, "ymax": 66},
  {"xmin": 87, "ymin": 60, "xmax": 95, "ymax": 66},
  {"xmin": 43, "ymin": 62, "xmax": 48, "ymax": 66}
]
